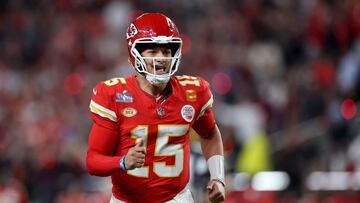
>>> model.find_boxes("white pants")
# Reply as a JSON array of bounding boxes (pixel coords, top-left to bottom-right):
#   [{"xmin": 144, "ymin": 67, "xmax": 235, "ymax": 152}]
[{"xmin": 110, "ymin": 186, "xmax": 194, "ymax": 203}]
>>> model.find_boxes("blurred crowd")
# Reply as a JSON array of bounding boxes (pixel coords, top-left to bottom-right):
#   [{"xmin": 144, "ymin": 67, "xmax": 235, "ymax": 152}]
[{"xmin": 0, "ymin": 0, "xmax": 360, "ymax": 202}]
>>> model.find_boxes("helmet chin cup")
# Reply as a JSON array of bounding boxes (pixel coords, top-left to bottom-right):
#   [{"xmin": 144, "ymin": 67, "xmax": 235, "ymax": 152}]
[{"xmin": 145, "ymin": 74, "xmax": 170, "ymax": 86}]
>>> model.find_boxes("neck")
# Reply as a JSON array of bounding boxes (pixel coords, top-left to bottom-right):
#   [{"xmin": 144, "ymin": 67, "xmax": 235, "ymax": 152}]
[{"xmin": 136, "ymin": 75, "xmax": 168, "ymax": 97}]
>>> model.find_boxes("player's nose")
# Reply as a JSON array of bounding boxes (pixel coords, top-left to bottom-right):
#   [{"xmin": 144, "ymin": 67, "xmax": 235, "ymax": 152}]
[{"xmin": 154, "ymin": 51, "xmax": 168, "ymax": 63}]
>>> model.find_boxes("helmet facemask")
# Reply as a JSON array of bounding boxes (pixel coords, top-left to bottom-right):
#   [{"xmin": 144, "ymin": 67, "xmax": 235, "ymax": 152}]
[{"xmin": 130, "ymin": 37, "xmax": 182, "ymax": 86}]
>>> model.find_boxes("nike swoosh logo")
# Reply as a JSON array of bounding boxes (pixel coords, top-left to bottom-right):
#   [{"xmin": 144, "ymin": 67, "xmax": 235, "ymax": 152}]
[{"xmin": 93, "ymin": 88, "xmax": 97, "ymax": 95}]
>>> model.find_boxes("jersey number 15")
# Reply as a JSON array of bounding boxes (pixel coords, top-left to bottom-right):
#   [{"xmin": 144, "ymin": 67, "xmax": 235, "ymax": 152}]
[{"xmin": 128, "ymin": 124, "xmax": 189, "ymax": 178}]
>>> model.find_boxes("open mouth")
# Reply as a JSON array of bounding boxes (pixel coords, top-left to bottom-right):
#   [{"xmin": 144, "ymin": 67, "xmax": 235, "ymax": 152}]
[{"xmin": 155, "ymin": 65, "xmax": 167, "ymax": 75}]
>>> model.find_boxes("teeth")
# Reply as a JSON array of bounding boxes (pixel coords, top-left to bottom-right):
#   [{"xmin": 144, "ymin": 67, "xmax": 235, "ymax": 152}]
[
  {"xmin": 155, "ymin": 67, "xmax": 165, "ymax": 72},
  {"xmin": 156, "ymin": 68, "xmax": 166, "ymax": 74},
  {"xmin": 154, "ymin": 65, "xmax": 166, "ymax": 74}
]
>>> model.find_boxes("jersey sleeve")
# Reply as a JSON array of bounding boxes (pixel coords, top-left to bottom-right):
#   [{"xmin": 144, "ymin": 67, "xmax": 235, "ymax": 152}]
[
  {"xmin": 193, "ymin": 77, "xmax": 216, "ymax": 138},
  {"xmin": 89, "ymin": 82, "xmax": 118, "ymax": 130},
  {"xmin": 193, "ymin": 108, "xmax": 216, "ymax": 138},
  {"xmin": 196, "ymin": 77, "xmax": 214, "ymax": 120},
  {"xmin": 86, "ymin": 123, "xmax": 121, "ymax": 176}
]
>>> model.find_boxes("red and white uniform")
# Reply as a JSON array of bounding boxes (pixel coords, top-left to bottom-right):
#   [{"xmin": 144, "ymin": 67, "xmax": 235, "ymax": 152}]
[{"xmin": 87, "ymin": 75, "xmax": 215, "ymax": 203}]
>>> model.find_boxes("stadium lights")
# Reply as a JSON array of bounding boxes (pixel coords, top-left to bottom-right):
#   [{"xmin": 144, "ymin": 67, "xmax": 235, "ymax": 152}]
[
  {"xmin": 230, "ymin": 171, "xmax": 360, "ymax": 192},
  {"xmin": 232, "ymin": 173, "xmax": 251, "ymax": 191},
  {"xmin": 252, "ymin": 172, "xmax": 290, "ymax": 191},
  {"xmin": 306, "ymin": 171, "xmax": 360, "ymax": 191},
  {"xmin": 231, "ymin": 171, "xmax": 290, "ymax": 191}
]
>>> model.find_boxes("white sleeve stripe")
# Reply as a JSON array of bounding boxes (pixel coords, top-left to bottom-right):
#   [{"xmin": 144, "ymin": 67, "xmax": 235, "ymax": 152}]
[
  {"xmin": 197, "ymin": 94, "xmax": 213, "ymax": 120},
  {"xmin": 89, "ymin": 100, "xmax": 117, "ymax": 122},
  {"xmin": 89, "ymin": 107, "xmax": 117, "ymax": 122}
]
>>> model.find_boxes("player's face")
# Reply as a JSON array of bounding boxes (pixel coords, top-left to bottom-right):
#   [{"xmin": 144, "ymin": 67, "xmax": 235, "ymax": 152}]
[{"xmin": 141, "ymin": 47, "xmax": 172, "ymax": 75}]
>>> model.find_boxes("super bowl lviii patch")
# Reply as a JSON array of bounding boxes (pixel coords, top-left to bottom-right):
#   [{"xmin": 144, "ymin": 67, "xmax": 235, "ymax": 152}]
[
  {"xmin": 116, "ymin": 90, "xmax": 134, "ymax": 103},
  {"xmin": 181, "ymin": 105, "xmax": 195, "ymax": 122}
]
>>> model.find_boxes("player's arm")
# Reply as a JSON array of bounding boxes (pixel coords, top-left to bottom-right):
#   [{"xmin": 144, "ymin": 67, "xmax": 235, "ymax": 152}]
[
  {"xmin": 86, "ymin": 82, "xmax": 123, "ymax": 177},
  {"xmin": 193, "ymin": 109, "xmax": 225, "ymax": 203},
  {"xmin": 86, "ymin": 122, "xmax": 146, "ymax": 176},
  {"xmin": 199, "ymin": 124, "xmax": 224, "ymax": 166},
  {"xmin": 181, "ymin": 76, "xmax": 225, "ymax": 202},
  {"xmin": 86, "ymin": 123, "xmax": 121, "ymax": 177}
]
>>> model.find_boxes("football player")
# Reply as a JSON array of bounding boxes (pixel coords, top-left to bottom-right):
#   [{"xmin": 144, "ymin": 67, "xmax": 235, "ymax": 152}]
[{"xmin": 86, "ymin": 13, "xmax": 225, "ymax": 203}]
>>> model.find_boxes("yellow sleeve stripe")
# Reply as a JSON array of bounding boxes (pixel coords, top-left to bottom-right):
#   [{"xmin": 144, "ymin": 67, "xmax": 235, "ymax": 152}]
[
  {"xmin": 89, "ymin": 100, "xmax": 117, "ymax": 122},
  {"xmin": 197, "ymin": 94, "xmax": 213, "ymax": 120}
]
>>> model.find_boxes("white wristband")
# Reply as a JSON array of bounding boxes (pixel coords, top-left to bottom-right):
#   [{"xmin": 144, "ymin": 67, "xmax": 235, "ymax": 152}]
[{"xmin": 207, "ymin": 155, "xmax": 225, "ymax": 185}]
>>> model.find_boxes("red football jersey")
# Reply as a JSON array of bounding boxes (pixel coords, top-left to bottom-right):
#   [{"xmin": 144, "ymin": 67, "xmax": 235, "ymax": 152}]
[{"xmin": 89, "ymin": 75, "xmax": 214, "ymax": 203}]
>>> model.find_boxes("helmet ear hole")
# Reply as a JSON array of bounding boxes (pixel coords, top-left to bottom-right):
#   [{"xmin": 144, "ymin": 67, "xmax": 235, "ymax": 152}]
[{"xmin": 135, "ymin": 60, "xmax": 141, "ymax": 69}]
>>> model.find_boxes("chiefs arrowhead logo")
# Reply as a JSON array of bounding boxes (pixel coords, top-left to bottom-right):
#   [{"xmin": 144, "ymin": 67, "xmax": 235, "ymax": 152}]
[
  {"xmin": 126, "ymin": 23, "xmax": 138, "ymax": 39},
  {"xmin": 122, "ymin": 107, "xmax": 138, "ymax": 118}
]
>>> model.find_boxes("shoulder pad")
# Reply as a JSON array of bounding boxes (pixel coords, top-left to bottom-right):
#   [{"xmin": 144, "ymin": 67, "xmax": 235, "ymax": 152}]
[
  {"xmin": 173, "ymin": 75, "xmax": 212, "ymax": 108},
  {"xmin": 89, "ymin": 77, "xmax": 129, "ymax": 122},
  {"xmin": 174, "ymin": 75, "xmax": 209, "ymax": 92}
]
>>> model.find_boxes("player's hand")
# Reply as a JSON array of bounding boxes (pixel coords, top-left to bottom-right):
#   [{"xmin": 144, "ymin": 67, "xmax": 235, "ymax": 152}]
[
  {"xmin": 207, "ymin": 179, "xmax": 225, "ymax": 203},
  {"xmin": 124, "ymin": 138, "xmax": 146, "ymax": 170}
]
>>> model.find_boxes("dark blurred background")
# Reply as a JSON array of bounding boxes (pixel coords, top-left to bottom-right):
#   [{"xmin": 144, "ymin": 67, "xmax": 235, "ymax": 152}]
[{"xmin": 0, "ymin": 0, "xmax": 360, "ymax": 202}]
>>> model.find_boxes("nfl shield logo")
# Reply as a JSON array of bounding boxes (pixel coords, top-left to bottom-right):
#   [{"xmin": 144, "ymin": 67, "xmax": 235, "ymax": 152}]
[{"xmin": 157, "ymin": 107, "xmax": 165, "ymax": 117}]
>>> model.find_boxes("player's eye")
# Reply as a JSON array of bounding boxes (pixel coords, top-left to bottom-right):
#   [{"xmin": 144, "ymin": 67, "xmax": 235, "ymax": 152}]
[
  {"xmin": 163, "ymin": 49, "xmax": 172, "ymax": 56},
  {"xmin": 143, "ymin": 50, "xmax": 156, "ymax": 56}
]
